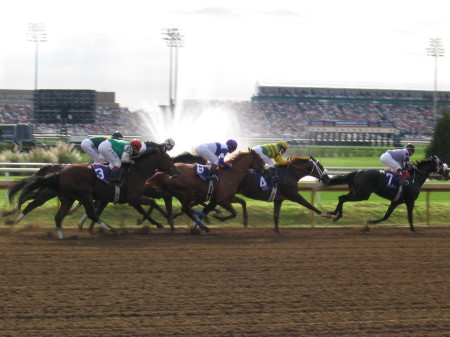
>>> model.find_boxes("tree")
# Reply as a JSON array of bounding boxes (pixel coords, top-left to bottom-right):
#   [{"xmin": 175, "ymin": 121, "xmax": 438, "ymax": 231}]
[{"xmin": 426, "ymin": 109, "xmax": 450, "ymax": 164}]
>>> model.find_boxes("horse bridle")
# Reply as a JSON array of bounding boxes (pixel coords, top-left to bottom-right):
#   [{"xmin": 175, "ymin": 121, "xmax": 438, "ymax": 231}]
[{"xmin": 287, "ymin": 157, "xmax": 327, "ymax": 179}]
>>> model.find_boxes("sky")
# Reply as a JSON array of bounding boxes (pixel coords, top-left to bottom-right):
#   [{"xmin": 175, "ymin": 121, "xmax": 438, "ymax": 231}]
[{"xmin": 1, "ymin": 0, "xmax": 450, "ymax": 110}]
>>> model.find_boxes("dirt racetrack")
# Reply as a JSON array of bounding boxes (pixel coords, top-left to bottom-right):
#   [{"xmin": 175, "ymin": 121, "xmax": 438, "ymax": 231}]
[{"xmin": 1, "ymin": 225, "xmax": 450, "ymax": 337}]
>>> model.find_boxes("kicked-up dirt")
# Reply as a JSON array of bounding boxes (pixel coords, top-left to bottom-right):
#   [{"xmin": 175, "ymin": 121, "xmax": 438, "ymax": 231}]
[{"xmin": 1, "ymin": 225, "xmax": 450, "ymax": 336}]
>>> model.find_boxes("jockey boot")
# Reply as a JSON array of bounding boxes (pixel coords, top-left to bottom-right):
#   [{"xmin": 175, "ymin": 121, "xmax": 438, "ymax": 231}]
[
  {"xmin": 206, "ymin": 169, "xmax": 218, "ymax": 181},
  {"xmin": 110, "ymin": 167, "xmax": 120, "ymax": 184}
]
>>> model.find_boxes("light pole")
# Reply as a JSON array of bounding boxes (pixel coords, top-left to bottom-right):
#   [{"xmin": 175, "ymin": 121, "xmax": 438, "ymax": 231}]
[
  {"xmin": 27, "ymin": 23, "xmax": 47, "ymax": 90},
  {"xmin": 161, "ymin": 28, "xmax": 184, "ymax": 116},
  {"xmin": 426, "ymin": 38, "xmax": 445, "ymax": 125}
]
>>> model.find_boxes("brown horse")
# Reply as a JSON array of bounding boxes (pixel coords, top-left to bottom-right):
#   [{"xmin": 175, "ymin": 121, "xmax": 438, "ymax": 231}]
[
  {"xmin": 146, "ymin": 150, "xmax": 266, "ymax": 232},
  {"xmin": 16, "ymin": 149, "xmax": 177, "ymax": 238},
  {"xmin": 228, "ymin": 156, "xmax": 331, "ymax": 233}
]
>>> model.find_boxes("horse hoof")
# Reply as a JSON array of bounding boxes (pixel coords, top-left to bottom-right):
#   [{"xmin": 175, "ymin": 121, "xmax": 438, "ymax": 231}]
[
  {"xmin": 4, "ymin": 219, "xmax": 15, "ymax": 225},
  {"xmin": 190, "ymin": 227, "xmax": 202, "ymax": 235},
  {"xmin": 156, "ymin": 223, "xmax": 165, "ymax": 229},
  {"xmin": 362, "ymin": 224, "xmax": 371, "ymax": 232}
]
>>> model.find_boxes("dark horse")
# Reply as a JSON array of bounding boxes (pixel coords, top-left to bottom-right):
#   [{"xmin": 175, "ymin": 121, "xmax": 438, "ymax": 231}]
[
  {"xmin": 228, "ymin": 156, "xmax": 331, "ymax": 233},
  {"xmin": 16, "ymin": 149, "xmax": 177, "ymax": 238},
  {"xmin": 146, "ymin": 150, "xmax": 266, "ymax": 232},
  {"xmin": 316, "ymin": 155, "xmax": 447, "ymax": 231}
]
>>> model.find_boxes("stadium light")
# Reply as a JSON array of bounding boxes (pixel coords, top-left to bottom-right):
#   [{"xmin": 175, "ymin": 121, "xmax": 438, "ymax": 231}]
[
  {"xmin": 161, "ymin": 28, "xmax": 184, "ymax": 115},
  {"xmin": 426, "ymin": 38, "xmax": 445, "ymax": 125},
  {"xmin": 27, "ymin": 23, "xmax": 47, "ymax": 91}
]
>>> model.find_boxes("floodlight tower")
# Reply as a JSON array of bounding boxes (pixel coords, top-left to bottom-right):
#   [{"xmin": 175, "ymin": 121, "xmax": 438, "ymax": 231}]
[
  {"xmin": 162, "ymin": 28, "xmax": 184, "ymax": 116},
  {"xmin": 426, "ymin": 38, "xmax": 445, "ymax": 125},
  {"xmin": 27, "ymin": 23, "xmax": 47, "ymax": 90}
]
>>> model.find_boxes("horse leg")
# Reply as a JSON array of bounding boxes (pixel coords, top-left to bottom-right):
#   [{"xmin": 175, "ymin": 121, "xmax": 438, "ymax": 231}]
[
  {"xmin": 132, "ymin": 203, "xmax": 164, "ymax": 229},
  {"xmin": 182, "ymin": 204, "xmax": 210, "ymax": 233},
  {"xmin": 6, "ymin": 191, "xmax": 56, "ymax": 225},
  {"xmin": 131, "ymin": 196, "xmax": 166, "ymax": 228},
  {"xmin": 329, "ymin": 192, "xmax": 371, "ymax": 222},
  {"xmin": 2, "ymin": 205, "xmax": 20, "ymax": 217},
  {"xmin": 405, "ymin": 199, "xmax": 415, "ymax": 232},
  {"xmin": 287, "ymin": 191, "xmax": 324, "ymax": 216},
  {"xmin": 137, "ymin": 200, "xmax": 168, "ymax": 226},
  {"xmin": 228, "ymin": 196, "xmax": 247, "ymax": 227},
  {"xmin": 207, "ymin": 200, "xmax": 238, "ymax": 222},
  {"xmin": 163, "ymin": 196, "xmax": 176, "ymax": 231},
  {"xmin": 86, "ymin": 200, "xmax": 108, "ymax": 234},
  {"xmin": 54, "ymin": 196, "xmax": 75, "ymax": 239},
  {"xmin": 67, "ymin": 202, "xmax": 82, "ymax": 215},
  {"xmin": 367, "ymin": 200, "xmax": 403, "ymax": 226},
  {"xmin": 273, "ymin": 200, "xmax": 283, "ymax": 234}
]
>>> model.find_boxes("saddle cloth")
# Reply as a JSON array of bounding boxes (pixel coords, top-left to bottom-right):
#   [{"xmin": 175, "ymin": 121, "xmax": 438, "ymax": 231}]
[
  {"xmin": 91, "ymin": 163, "xmax": 123, "ymax": 185},
  {"xmin": 251, "ymin": 170, "xmax": 275, "ymax": 191},
  {"xmin": 195, "ymin": 164, "xmax": 218, "ymax": 182},
  {"xmin": 383, "ymin": 170, "xmax": 410, "ymax": 189}
]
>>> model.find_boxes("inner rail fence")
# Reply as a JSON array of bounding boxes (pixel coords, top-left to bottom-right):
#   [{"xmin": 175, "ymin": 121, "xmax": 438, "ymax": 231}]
[{"xmin": 0, "ymin": 163, "xmax": 448, "ymax": 226}]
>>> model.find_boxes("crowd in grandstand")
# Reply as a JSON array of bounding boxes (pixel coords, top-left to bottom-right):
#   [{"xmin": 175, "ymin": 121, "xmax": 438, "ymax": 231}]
[{"xmin": 0, "ymin": 90, "xmax": 445, "ymax": 141}]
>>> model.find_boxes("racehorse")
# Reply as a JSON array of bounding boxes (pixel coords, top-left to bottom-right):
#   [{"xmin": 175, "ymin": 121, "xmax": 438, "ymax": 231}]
[
  {"xmin": 227, "ymin": 156, "xmax": 331, "ymax": 233},
  {"xmin": 315, "ymin": 155, "xmax": 448, "ymax": 231},
  {"xmin": 146, "ymin": 150, "xmax": 266, "ymax": 232},
  {"xmin": 16, "ymin": 149, "xmax": 178, "ymax": 238}
]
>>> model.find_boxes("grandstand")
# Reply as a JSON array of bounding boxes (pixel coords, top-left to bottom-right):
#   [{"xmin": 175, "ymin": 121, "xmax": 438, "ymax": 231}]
[{"xmin": 0, "ymin": 86, "xmax": 449, "ymax": 146}]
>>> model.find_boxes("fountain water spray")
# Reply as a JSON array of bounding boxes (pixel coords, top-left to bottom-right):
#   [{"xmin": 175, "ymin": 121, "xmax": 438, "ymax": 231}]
[{"xmin": 139, "ymin": 101, "xmax": 244, "ymax": 156}]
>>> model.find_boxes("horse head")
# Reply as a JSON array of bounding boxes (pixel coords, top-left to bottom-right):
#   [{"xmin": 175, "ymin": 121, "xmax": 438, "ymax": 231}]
[
  {"xmin": 287, "ymin": 156, "xmax": 330, "ymax": 183},
  {"xmin": 414, "ymin": 155, "xmax": 447, "ymax": 176}
]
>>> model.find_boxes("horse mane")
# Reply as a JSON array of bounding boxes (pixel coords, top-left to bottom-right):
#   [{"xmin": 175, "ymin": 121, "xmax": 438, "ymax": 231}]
[
  {"xmin": 172, "ymin": 151, "xmax": 204, "ymax": 164},
  {"xmin": 414, "ymin": 156, "xmax": 434, "ymax": 167},
  {"xmin": 132, "ymin": 148, "xmax": 161, "ymax": 161},
  {"xmin": 226, "ymin": 150, "xmax": 252, "ymax": 163},
  {"xmin": 274, "ymin": 156, "xmax": 309, "ymax": 168}
]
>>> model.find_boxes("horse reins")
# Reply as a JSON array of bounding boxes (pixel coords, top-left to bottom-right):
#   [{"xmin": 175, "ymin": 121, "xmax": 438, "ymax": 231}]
[{"xmin": 288, "ymin": 158, "xmax": 325, "ymax": 178}]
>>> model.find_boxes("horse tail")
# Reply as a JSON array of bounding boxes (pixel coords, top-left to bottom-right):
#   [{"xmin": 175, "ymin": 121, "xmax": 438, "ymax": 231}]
[
  {"xmin": 8, "ymin": 164, "xmax": 63, "ymax": 202},
  {"xmin": 7, "ymin": 178, "xmax": 31, "ymax": 203},
  {"xmin": 314, "ymin": 171, "xmax": 358, "ymax": 190},
  {"xmin": 18, "ymin": 173, "xmax": 60, "ymax": 206}
]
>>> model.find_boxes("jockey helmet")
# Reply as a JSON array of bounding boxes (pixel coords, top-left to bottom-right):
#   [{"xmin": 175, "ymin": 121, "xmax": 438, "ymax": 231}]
[
  {"xmin": 405, "ymin": 143, "xmax": 415, "ymax": 155},
  {"xmin": 278, "ymin": 140, "xmax": 288, "ymax": 150},
  {"xmin": 112, "ymin": 131, "xmax": 124, "ymax": 140},
  {"xmin": 226, "ymin": 139, "xmax": 238, "ymax": 151},
  {"xmin": 131, "ymin": 139, "xmax": 142, "ymax": 152},
  {"xmin": 164, "ymin": 138, "xmax": 175, "ymax": 151}
]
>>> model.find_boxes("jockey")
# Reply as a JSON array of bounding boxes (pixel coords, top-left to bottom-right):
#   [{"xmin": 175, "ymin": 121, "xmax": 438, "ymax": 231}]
[
  {"xmin": 80, "ymin": 131, "xmax": 124, "ymax": 164},
  {"xmin": 252, "ymin": 140, "xmax": 289, "ymax": 184},
  {"xmin": 80, "ymin": 136, "xmax": 107, "ymax": 164},
  {"xmin": 145, "ymin": 138, "xmax": 175, "ymax": 153},
  {"xmin": 195, "ymin": 139, "xmax": 238, "ymax": 179},
  {"xmin": 98, "ymin": 138, "xmax": 144, "ymax": 183},
  {"xmin": 380, "ymin": 143, "xmax": 415, "ymax": 185}
]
